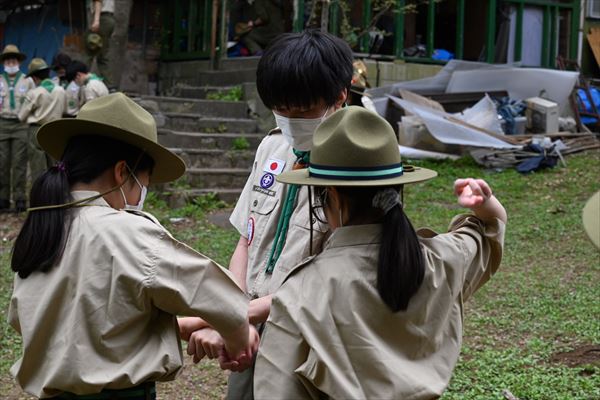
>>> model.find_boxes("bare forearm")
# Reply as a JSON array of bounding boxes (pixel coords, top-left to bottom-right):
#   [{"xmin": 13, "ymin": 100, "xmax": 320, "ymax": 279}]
[
  {"xmin": 249, "ymin": 295, "xmax": 272, "ymax": 325},
  {"xmin": 472, "ymin": 195, "xmax": 507, "ymax": 225},
  {"xmin": 93, "ymin": 0, "xmax": 101, "ymax": 24},
  {"xmin": 229, "ymin": 236, "xmax": 249, "ymax": 292}
]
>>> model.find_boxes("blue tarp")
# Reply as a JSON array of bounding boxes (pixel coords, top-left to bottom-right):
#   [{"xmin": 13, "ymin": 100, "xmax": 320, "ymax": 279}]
[{"xmin": 1, "ymin": 5, "xmax": 69, "ymax": 73}]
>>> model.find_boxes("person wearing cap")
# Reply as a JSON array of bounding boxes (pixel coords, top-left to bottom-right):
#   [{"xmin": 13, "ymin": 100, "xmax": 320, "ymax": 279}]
[
  {"xmin": 18, "ymin": 58, "xmax": 67, "ymax": 182},
  {"xmin": 86, "ymin": 0, "xmax": 115, "ymax": 88},
  {"xmin": 0, "ymin": 44, "xmax": 35, "ymax": 212},
  {"xmin": 253, "ymin": 107, "xmax": 507, "ymax": 399},
  {"xmin": 177, "ymin": 30, "xmax": 352, "ymax": 399},
  {"xmin": 66, "ymin": 60, "xmax": 109, "ymax": 106},
  {"xmin": 8, "ymin": 93, "xmax": 259, "ymax": 399}
]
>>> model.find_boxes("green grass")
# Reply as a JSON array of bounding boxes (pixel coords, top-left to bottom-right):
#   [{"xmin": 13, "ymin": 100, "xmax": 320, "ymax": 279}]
[
  {"xmin": 1, "ymin": 152, "xmax": 599, "ymax": 399},
  {"xmin": 206, "ymin": 86, "xmax": 243, "ymax": 102}
]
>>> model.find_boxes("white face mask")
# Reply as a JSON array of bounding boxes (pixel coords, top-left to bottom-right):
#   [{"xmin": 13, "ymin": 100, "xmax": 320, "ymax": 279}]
[
  {"xmin": 273, "ymin": 108, "xmax": 332, "ymax": 151},
  {"xmin": 3, "ymin": 64, "xmax": 20, "ymax": 75},
  {"xmin": 120, "ymin": 167, "xmax": 147, "ymax": 211}
]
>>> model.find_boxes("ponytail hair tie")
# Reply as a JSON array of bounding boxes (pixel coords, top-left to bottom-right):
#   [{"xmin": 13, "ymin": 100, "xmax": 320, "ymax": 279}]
[
  {"xmin": 372, "ymin": 188, "xmax": 401, "ymax": 214},
  {"xmin": 55, "ymin": 161, "xmax": 67, "ymax": 173}
]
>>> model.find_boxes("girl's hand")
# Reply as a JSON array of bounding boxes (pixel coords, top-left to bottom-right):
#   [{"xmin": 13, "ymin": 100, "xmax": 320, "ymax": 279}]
[
  {"xmin": 187, "ymin": 327, "xmax": 224, "ymax": 363},
  {"xmin": 454, "ymin": 178, "xmax": 492, "ymax": 209}
]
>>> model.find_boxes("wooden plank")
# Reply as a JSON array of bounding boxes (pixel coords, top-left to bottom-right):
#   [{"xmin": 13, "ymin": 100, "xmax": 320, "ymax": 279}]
[{"xmin": 587, "ymin": 27, "xmax": 600, "ymax": 69}]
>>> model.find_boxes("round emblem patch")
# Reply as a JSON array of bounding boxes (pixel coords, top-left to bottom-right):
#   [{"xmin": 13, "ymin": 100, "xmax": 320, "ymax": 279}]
[
  {"xmin": 247, "ymin": 217, "xmax": 255, "ymax": 245},
  {"xmin": 260, "ymin": 173, "xmax": 275, "ymax": 189}
]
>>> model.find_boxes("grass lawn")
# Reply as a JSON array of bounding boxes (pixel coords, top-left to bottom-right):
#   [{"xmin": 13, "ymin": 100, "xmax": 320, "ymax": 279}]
[{"xmin": 0, "ymin": 151, "xmax": 599, "ymax": 399}]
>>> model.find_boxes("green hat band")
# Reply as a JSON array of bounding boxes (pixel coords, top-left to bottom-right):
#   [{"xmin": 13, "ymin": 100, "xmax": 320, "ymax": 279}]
[{"xmin": 308, "ymin": 162, "xmax": 404, "ymax": 181}]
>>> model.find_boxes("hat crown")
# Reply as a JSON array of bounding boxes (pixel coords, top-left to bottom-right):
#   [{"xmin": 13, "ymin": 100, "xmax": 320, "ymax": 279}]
[
  {"xmin": 28, "ymin": 58, "xmax": 49, "ymax": 74},
  {"xmin": 310, "ymin": 106, "xmax": 401, "ymax": 169},
  {"xmin": 77, "ymin": 93, "xmax": 158, "ymax": 144},
  {"xmin": 2, "ymin": 44, "xmax": 21, "ymax": 55}
]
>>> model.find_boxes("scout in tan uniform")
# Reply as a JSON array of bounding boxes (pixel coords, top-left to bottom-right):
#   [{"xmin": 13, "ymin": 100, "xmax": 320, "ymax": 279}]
[
  {"xmin": 178, "ymin": 31, "xmax": 353, "ymax": 399},
  {"xmin": 66, "ymin": 60, "xmax": 109, "ymax": 106},
  {"xmin": 8, "ymin": 93, "xmax": 258, "ymax": 399},
  {"xmin": 0, "ymin": 45, "xmax": 34, "ymax": 212},
  {"xmin": 254, "ymin": 107, "xmax": 507, "ymax": 399},
  {"xmin": 18, "ymin": 58, "xmax": 67, "ymax": 181}
]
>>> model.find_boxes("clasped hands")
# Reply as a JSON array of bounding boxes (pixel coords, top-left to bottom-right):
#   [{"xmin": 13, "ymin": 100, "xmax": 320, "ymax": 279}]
[{"xmin": 179, "ymin": 318, "xmax": 260, "ymax": 372}]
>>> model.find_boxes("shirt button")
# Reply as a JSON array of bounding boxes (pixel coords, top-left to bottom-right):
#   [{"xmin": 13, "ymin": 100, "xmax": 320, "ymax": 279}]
[{"xmin": 253, "ymin": 200, "xmax": 258, "ymax": 206}]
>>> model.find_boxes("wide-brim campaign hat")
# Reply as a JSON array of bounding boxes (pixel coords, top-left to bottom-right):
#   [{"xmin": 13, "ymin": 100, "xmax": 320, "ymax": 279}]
[
  {"xmin": 26, "ymin": 58, "xmax": 50, "ymax": 77},
  {"xmin": 37, "ymin": 92, "xmax": 186, "ymax": 184},
  {"xmin": 86, "ymin": 32, "xmax": 103, "ymax": 53},
  {"xmin": 277, "ymin": 106, "xmax": 437, "ymax": 187},
  {"xmin": 583, "ymin": 190, "xmax": 600, "ymax": 249},
  {"xmin": 0, "ymin": 44, "xmax": 26, "ymax": 62}
]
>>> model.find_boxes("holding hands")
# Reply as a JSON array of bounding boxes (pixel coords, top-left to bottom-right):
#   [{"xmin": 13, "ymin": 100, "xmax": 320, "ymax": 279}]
[{"xmin": 182, "ymin": 320, "xmax": 260, "ymax": 372}]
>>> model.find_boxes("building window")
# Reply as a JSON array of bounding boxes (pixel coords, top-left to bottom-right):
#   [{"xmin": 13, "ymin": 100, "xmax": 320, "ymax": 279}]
[{"xmin": 589, "ymin": 0, "xmax": 600, "ymax": 19}]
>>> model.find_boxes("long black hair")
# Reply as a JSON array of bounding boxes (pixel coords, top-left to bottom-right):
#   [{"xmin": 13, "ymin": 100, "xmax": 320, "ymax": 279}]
[
  {"xmin": 331, "ymin": 186, "xmax": 424, "ymax": 312},
  {"xmin": 11, "ymin": 135, "xmax": 154, "ymax": 279}
]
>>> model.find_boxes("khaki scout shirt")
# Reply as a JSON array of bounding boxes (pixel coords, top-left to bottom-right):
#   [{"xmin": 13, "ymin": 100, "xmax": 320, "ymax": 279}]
[
  {"xmin": 0, "ymin": 72, "xmax": 34, "ymax": 119},
  {"xmin": 229, "ymin": 131, "xmax": 328, "ymax": 298},
  {"xmin": 18, "ymin": 81, "xmax": 66, "ymax": 125},
  {"xmin": 8, "ymin": 191, "xmax": 248, "ymax": 398},
  {"xmin": 81, "ymin": 77, "xmax": 109, "ymax": 105},
  {"xmin": 255, "ymin": 215, "xmax": 505, "ymax": 399},
  {"xmin": 65, "ymin": 81, "xmax": 81, "ymax": 116}
]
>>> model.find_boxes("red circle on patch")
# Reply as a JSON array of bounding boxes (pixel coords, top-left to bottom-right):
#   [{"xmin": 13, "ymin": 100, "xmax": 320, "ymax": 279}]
[{"xmin": 270, "ymin": 162, "xmax": 277, "ymax": 171}]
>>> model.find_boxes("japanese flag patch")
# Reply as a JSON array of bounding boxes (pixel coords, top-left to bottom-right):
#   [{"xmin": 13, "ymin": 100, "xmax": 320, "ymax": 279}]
[{"xmin": 263, "ymin": 158, "xmax": 286, "ymax": 175}]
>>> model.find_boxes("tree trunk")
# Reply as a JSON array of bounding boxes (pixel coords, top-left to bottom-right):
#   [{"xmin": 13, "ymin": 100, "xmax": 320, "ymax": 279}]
[{"xmin": 109, "ymin": 0, "xmax": 134, "ymax": 90}]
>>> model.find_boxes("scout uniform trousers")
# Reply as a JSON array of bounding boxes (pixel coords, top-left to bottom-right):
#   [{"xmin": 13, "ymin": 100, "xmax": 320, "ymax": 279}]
[
  {"xmin": 0, "ymin": 118, "xmax": 28, "ymax": 203},
  {"xmin": 86, "ymin": 12, "xmax": 115, "ymax": 88},
  {"xmin": 28, "ymin": 123, "xmax": 50, "ymax": 182}
]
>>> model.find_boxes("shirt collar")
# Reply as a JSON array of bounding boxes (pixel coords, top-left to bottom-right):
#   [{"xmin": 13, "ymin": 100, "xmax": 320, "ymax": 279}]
[
  {"xmin": 70, "ymin": 190, "xmax": 111, "ymax": 207},
  {"xmin": 324, "ymin": 224, "xmax": 382, "ymax": 250}
]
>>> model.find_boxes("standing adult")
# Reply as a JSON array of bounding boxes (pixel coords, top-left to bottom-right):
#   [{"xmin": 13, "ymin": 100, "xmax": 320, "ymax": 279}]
[
  {"xmin": 0, "ymin": 45, "xmax": 34, "ymax": 212},
  {"xmin": 18, "ymin": 58, "xmax": 67, "ymax": 182},
  {"xmin": 86, "ymin": 0, "xmax": 115, "ymax": 88}
]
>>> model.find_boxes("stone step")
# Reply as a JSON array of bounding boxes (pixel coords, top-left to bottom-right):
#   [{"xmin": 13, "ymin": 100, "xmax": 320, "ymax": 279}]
[
  {"xmin": 184, "ymin": 167, "xmax": 251, "ymax": 189},
  {"xmin": 166, "ymin": 188, "xmax": 243, "ymax": 207},
  {"xmin": 141, "ymin": 95, "xmax": 248, "ymax": 118},
  {"xmin": 168, "ymin": 85, "xmax": 238, "ymax": 99},
  {"xmin": 170, "ymin": 148, "xmax": 255, "ymax": 169},
  {"xmin": 158, "ymin": 129, "xmax": 264, "ymax": 149},
  {"xmin": 163, "ymin": 113, "xmax": 258, "ymax": 133},
  {"xmin": 161, "ymin": 68, "xmax": 257, "ymax": 90}
]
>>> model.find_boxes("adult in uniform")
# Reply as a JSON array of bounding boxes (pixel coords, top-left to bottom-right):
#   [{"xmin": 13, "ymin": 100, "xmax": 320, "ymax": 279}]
[
  {"xmin": 9, "ymin": 93, "xmax": 258, "ymax": 399},
  {"xmin": 86, "ymin": 0, "xmax": 115, "ymax": 88},
  {"xmin": 66, "ymin": 60, "xmax": 109, "ymax": 106},
  {"xmin": 178, "ymin": 31, "xmax": 353, "ymax": 400},
  {"xmin": 0, "ymin": 45, "xmax": 34, "ymax": 212},
  {"xmin": 18, "ymin": 58, "xmax": 67, "ymax": 182},
  {"xmin": 254, "ymin": 107, "xmax": 507, "ymax": 399},
  {"xmin": 240, "ymin": 0, "xmax": 285, "ymax": 55}
]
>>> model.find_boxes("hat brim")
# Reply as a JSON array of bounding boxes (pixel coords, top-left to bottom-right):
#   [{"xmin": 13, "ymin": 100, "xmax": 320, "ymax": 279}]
[
  {"xmin": 276, "ymin": 166, "xmax": 437, "ymax": 187},
  {"xmin": 0, "ymin": 52, "xmax": 26, "ymax": 62},
  {"xmin": 26, "ymin": 67, "xmax": 50, "ymax": 77},
  {"xmin": 37, "ymin": 119, "xmax": 186, "ymax": 184},
  {"xmin": 582, "ymin": 191, "xmax": 600, "ymax": 249}
]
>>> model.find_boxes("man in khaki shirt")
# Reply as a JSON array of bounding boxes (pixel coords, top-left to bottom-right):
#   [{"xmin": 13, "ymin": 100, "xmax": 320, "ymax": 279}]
[
  {"xmin": 18, "ymin": 58, "xmax": 66, "ymax": 181},
  {"xmin": 178, "ymin": 31, "xmax": 353, "ymax": 399},
  {"xmin": 66, "ymin": 60, "xmax": 109, "ymax": 106},
  {"xmin": 0, "ymin": 44, "xmax": 34, "ymax": 212}
]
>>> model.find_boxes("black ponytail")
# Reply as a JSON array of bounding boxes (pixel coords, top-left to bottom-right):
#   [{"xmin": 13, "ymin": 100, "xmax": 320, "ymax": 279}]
[
  {"xmin": 334, "ymin": 186, "xmax": 424, "ymax": 312},
  {"xmin": 377, "ymin": 201, "xmax": 424, "ymax": 312},
  {"xmin": 11, "ymin": 135, "xmax": 154, "ymax": 279}
]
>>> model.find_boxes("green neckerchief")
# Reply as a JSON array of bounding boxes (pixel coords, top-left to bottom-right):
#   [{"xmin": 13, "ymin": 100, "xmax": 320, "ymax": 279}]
[
  {"xmin": 40, "ymin": 78, "xmax": 55, "ymax": 93},
  {"xmin": 265, "ymin": 149, "xmax": 310, "ymax": 274},
  {"xmin": 3, "ymin": 71, "xmax": 23, "ymax": 110},
  {"xmin": 85, "ymin": 73, "xmax": 103, "ymax": 84}
]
